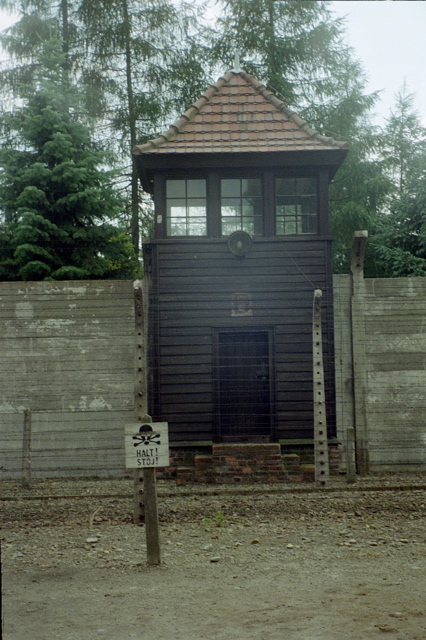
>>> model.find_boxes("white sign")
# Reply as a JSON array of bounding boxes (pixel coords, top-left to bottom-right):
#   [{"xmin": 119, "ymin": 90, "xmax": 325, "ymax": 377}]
[{"xmin": 124, "ymin": 422, "xmax": 169, "ymax": 469}]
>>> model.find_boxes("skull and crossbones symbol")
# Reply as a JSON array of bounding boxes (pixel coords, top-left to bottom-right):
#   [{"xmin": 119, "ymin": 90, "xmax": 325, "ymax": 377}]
[{"xmin": 133, "ymin": 424, "xmax": 161, "ymax": 447}]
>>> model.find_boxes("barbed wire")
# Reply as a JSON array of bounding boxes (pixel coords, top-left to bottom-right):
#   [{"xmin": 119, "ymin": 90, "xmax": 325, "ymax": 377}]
[{"xmin": 1, "ymin": 276, "xmax": 425, "ymax": 478}]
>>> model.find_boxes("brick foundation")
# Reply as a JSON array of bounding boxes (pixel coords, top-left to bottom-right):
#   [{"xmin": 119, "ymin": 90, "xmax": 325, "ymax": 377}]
[
  {"xmin": 212, "ymin": 443, "xmax": 289, "ymax": 483},
  {"xmin": 328, "ymin": 444, "xmax": 340, "ymax": 475},
  {"xmin": 156, "ymin": 442, "xmax": 340, "ymax": 484}
]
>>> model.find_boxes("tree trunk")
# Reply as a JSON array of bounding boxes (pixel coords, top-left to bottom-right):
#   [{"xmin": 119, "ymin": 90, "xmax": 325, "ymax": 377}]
[
  {"xmin": 267, "ymin": 0, "xmax": 278, "ymax": 90},
  {"xmin": 61, "ymin": 0, "xmax": 70, "ymax": 76},
  {"xmin": 122, "ymin": 0, "xmax": 140, "ymax": 254}
]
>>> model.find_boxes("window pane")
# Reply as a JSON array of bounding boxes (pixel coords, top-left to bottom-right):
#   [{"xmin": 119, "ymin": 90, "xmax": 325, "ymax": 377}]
[
  {"xmin": 188, "ymin": 219, "xmax": 207, "ymax": 235},
  {"xmin": 166, "ymin": 179, "xmax": 207, "ymax": 237},
  {"xmin": 242, "ymin": 197, "xmax": 261, "ymax": 214},
  {"xmin": 282, "ymin": 218, "xmax": 297, "ymax": 234},
  {"xmin": 187, "ymin": 179, "xmax": 206, "ymax": 198},
  {"xmin": 301, "ymin": 196, "xmax": 317, "ymax": 214},
  {"xmin": 284, "ymin": 204, "xmax": 297, "ymax": 216},
  {"xmin": 221, "ymin": 178, "xmax": 263, "ymax": 236},
  {"xmin": 222, "ymin": 200, "xmax": 240, "ymax": 216},
  {"xmin": 242, "ymin": 199, "xmax": 255, "ymax": 217},
  {"xmin": 276, "ymin": 197, "xmax": 296, "ymax": 212},
  {"xmin": 188, "ymin": 201, "xmax": 206, "ymax": 217},
  {"xmin": 276, "ymin": 178, "xmax": 295, "ymax": 196},
  {"xmin": 242, "ymin": 218, "xmax": 254, "ymax": 234},
  {"xmin": 222, "ymin": 218, "xmax": 240, "ymax": 235},
  {"xmin": 297, "ymin": 177, "xmax": 316, "ymax": 195},
  {"xmin": 275, "ymin": 177, "xmax": 317, "ymax": 235},
  {"xmin": 221, "ymin": 179, "xmax": 240, "ymax": 197},
  {"xmin": 276, "ymin": 218, "xmax": 285, "ymax": 235},
  {"xmin": 242, "ymin": 179, "xmax": 261, "ymax": 197},
  {"xmin": 168, "ymin": 202, "xmax": 186, "ymax": 218},
  {"xmin": 166, "ymin": 180, "xmax": 186, "ymax": 198},
  {"xmin": 244, "ymin": 197, "xmax": 262, "ymax": 214},
  {"xmin": 169, "ymin": 219, "xmax": 187, "ymax": 235},
  {"xmin": 301, "ymin": 215, "xmax": 317, "ymax": 233}
]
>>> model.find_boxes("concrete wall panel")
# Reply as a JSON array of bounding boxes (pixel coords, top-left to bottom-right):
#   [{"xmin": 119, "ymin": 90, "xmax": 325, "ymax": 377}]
[{"xmin": 0, "ymin": 280, "xmax": 135, "ymax": 478}]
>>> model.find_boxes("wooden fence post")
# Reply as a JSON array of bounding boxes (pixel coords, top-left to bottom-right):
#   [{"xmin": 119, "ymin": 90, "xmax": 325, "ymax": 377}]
[
  {"xmin": 22, "ymin": 409, "xmax": 32, "ymax": 489},
  {"xmin": 143, "ymin": 463, "xmax": 161, "ymax": 565},
  {"xmin": 313, "ymin": 290, "xmax": 330, "ymax": 487},
  {"xmin": 350, "ymin": 231, "xmax": 369, "ymax": 474}
]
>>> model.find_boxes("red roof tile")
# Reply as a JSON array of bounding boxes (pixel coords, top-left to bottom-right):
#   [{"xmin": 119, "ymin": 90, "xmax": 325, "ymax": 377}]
[{"xmin": 134, "ymin": 70, "xmax": 349, "ymax": 156}]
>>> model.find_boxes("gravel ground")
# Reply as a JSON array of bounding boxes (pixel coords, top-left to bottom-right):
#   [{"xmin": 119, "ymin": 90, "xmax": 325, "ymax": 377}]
[{"xmin": 1, "ymin": 474, "xmax": 426, "ymax": 640}]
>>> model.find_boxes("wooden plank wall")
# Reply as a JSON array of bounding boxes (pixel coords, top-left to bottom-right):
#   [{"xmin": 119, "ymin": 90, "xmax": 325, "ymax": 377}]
[
  {"xmin": 149, "ymin": 238, "xmax": 336, "ymax": 442},
  {"xmin": 0, "ymin": 280, "xmax": 135, "ymax": 478}
]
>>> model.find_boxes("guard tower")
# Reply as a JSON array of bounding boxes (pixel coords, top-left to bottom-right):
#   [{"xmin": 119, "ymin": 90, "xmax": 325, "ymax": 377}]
[{"xmin": 133, "ymin": 69, "xmax": 348, "ymax": 449}]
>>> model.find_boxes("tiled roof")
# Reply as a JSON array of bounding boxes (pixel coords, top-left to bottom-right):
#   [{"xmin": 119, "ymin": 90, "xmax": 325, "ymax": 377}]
[{"xmin": 133, "ymin": 70, "xmax": 349, "ymax": 156}]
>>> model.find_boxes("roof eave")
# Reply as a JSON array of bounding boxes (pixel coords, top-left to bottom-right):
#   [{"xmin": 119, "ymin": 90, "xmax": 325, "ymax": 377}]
[{"xmin": 134, "ymin": 147, "xmax": 349, "ymax": 193}]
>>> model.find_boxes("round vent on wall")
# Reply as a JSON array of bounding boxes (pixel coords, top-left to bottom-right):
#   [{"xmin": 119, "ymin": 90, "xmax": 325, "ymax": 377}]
[{"xmin": 227, "ymin": 230, "xmax": 252, "ymax": 257}]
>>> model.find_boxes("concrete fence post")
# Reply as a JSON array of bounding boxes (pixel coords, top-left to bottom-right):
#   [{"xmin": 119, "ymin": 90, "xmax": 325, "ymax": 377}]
[
  {"xmin": 313, "ymin": 289, "xmax": 330, "ymax": 487},
  {"xmin": 22, "ymin": 409, "xmax": 32, "ymax": 489},
  {"xmin": 133, "ymin": 280, "xmax": 148, "ymax": 525},
  {"xmin": 350, "ymin": 231, "xmax": 369, "ymax": 474},
  {"xmin": 346, "ymin": 427, "xmax": 356, "ymax": 483}
]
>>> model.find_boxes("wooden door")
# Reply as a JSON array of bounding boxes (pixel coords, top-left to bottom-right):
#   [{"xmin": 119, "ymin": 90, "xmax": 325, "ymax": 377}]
[{"xmin": 217, "ymin": 331, "xmax": 272, "ymax": 442}]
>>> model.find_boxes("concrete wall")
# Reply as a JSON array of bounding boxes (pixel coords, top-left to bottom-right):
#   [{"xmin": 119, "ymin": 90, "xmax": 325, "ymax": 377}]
[
  {"xmin": 334, "ymin": 274, "xmax": 426, "ymax": 471},
  {"xmin": 362, "ymin": 278, "xmax": 426, "ymax": 469},
  {"xmin": 1, "ymin": 274, "xmax": 425, "ymax": 479},
  {"xmin": 0, "ymin": 280, "xmax": 135, "ymax": 478}
]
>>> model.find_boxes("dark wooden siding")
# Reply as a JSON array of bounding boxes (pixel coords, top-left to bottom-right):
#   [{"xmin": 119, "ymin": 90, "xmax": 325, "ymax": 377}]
[{"xmin": 145, "ymin": 237, "xmax": 335, "ymax": 443}]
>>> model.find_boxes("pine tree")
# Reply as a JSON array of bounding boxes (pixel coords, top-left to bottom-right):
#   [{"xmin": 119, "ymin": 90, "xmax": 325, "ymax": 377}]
[
  {"xmin": 1, "ymin": 0, "xmax": 212, "ymax": 252},
  {"xmin": 382, "ymin": 84, "xmax": 425, "ymax": 195},
  {"xmin": 0, "ymin": 39, "xmax": 140, "ymax": 281},
  {"xmin": 367, "ymin": 86, "xmax": 426, "ymax": 277},
  {"xmin": 76, "ymin": 0, "xmax": 212, "ymax": 251}
]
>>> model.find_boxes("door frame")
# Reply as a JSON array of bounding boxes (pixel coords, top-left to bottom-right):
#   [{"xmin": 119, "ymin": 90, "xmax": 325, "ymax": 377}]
[{"xmin": 212, "ymin": 327, "xmax": 276, "ymax": 443}]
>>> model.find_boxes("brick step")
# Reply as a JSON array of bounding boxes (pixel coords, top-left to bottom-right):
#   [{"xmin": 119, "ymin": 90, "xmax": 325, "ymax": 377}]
[
  {"xmin": 300, "ymin": 464, "xmax": 316, "ymax": 481},
  {"xmin": 176, "ymin": 466, "xmax": 194, "ymax": 485}
]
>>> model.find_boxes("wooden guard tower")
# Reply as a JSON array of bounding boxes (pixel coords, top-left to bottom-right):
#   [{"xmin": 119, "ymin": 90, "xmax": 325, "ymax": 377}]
[{"xmin": 133, "ymin": 69, "xmax": 348, "ymax": 449}]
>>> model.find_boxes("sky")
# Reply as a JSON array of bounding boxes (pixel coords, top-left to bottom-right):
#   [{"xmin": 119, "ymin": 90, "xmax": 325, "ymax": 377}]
[
  {"xmin": 329, "ymin": 1, "xmax": 426, "ymax": 126},
  {"xmin": 201, "ymin": 0, "xmax": 426, "ymax": 126},
  {"xmin": 1, "ymin": 0, "xmax": 425, "ymax": 126}
]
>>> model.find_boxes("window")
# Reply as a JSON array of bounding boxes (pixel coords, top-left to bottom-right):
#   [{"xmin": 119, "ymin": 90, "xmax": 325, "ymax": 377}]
[
  {"xmin": 163, "ymin": 175, "xmax": 320, "ymax": 238},
  {"xmin": 166, "ymin": 179, "xmax": 207, "ymax": 236},
  {"xmin": 221, "ymin": 178, "xmax": 262, "ymax": 236},
  {"xmin": 275, "ymin": 177, "xmax": 317, "ymax": 234}
]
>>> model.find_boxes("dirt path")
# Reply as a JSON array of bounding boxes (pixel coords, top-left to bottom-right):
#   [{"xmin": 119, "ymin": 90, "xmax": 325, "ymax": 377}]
[{"xmin": 2, "ymin": 477, "xmax": 426, "ymax": 640}]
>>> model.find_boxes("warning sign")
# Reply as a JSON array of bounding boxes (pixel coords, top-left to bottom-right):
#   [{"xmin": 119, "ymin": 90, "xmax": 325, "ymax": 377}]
[{"xmin": 124, "ymin": 422, "xmax": 169, "ymax": 469}]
